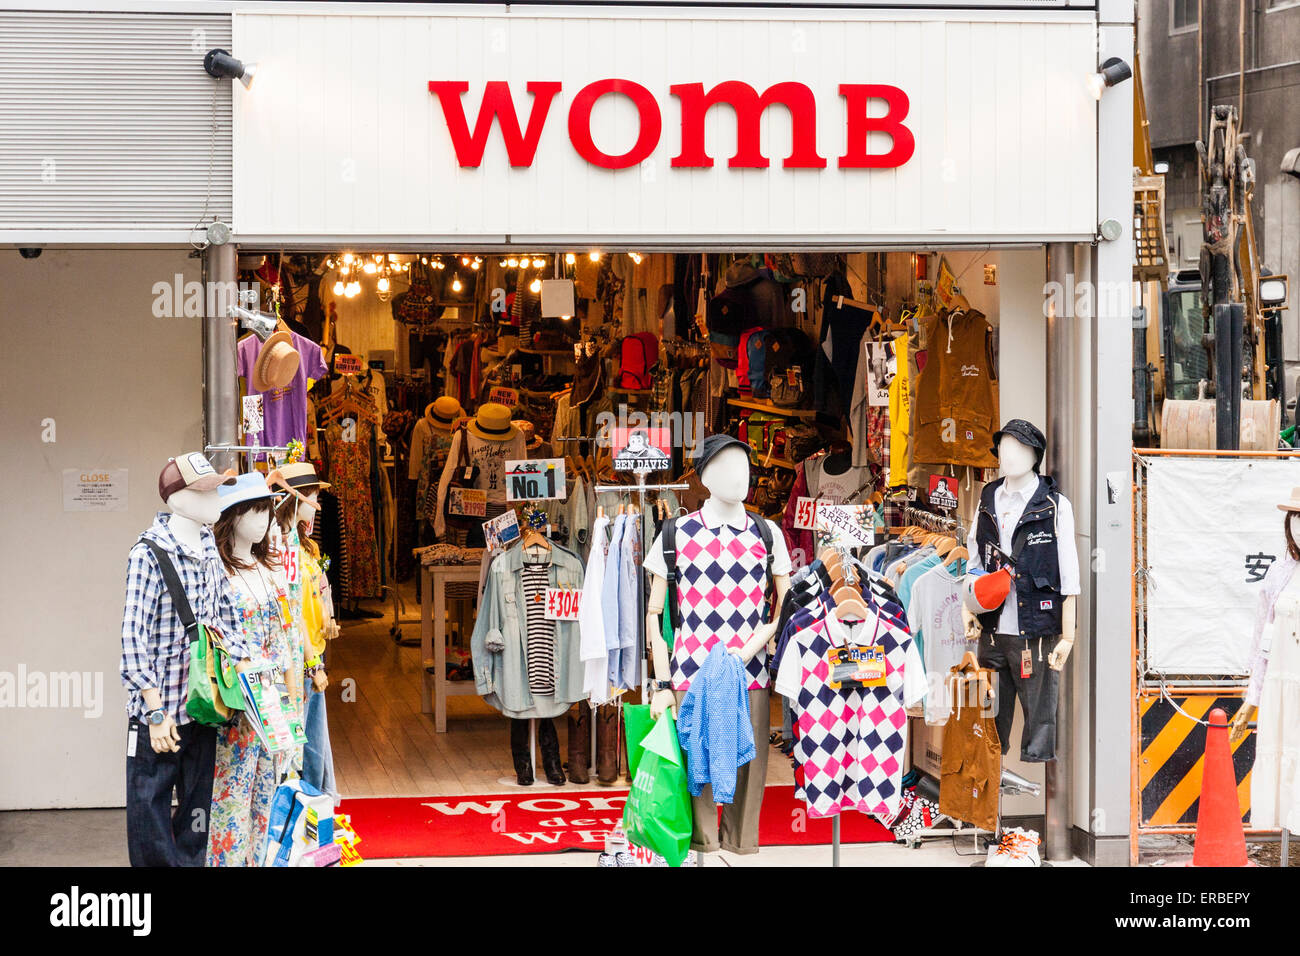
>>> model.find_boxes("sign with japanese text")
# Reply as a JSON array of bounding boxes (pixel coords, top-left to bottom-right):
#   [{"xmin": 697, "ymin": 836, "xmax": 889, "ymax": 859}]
[
  {"xmin": 483, "ymin": 509, "xmax": 521, "ymax": 551},
  {"xmin": 62, "ymin": 468, "xmax": 128, "ymax": 513},
  {"xmin": 448, "ymin": 488, "xmax": 487, "ymax": 518},
  {"xmin": 1145, "ymin": 457, "xmax": 1299, "ymax": 674},
  {"xmin": 506, "ymin": 458, "xmax": 566, "ymax": 502}
]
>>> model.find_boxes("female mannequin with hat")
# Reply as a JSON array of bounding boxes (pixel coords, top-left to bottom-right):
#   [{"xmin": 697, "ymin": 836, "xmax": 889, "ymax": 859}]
[
  {"xmin": 411, "ymin": 397, "xmax": 465, "ymax": 544},
  {"xmin": 1230, "ymin": 491, "xmax": 1300, "ymax": 835},
  {"xmin": 206, "ymin": 473, "xmax": 303, "ymax": 866},
  {"xmin": 269, "ymin": 462, "xmax": 339, "ymax": 796},
  {"xmin": 963, "ymin": 420, "xmax": 1080, "ymax": 765},
  {"xmin": 434, "ymin": 402, "xmax": 527, "ymax": 547},
  {"xmin": 641, "ymin": 434, "xmax": 792, "ymax": 855}
]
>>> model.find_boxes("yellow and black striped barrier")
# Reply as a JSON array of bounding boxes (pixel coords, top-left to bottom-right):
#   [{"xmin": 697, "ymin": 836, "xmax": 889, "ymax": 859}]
[{"xmin": 1138, "ymin": 693, "xmax": 1253, "ymax": 827}]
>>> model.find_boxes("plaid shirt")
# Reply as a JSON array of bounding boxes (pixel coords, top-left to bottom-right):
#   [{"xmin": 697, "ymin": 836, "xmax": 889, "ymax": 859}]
[{"xmin": 120, "ymin": 512, "xmax": 247, "ymax": 725}]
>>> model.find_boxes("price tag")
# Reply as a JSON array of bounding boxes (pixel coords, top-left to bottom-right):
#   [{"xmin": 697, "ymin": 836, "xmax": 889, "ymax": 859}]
[
  {"xmin": 283, "ymin": 537, "xmax": 300, "ymax": 586},
  {"xmin": 448, "ymin": 488, "xmax": 487, "ymax": 517},
  {"xmin": 793, "ymin": 496, "xmax": 835, "ymax": 531},
  {"xmin": 544, "ymin": 588, "xmax": 582, "ymax": 621}
]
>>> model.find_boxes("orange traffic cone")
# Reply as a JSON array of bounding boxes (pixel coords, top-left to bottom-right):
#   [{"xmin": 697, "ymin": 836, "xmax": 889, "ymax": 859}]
[{"xmin": 1189, "ymin": 707, "xmax": 1249, "ymax": 867}]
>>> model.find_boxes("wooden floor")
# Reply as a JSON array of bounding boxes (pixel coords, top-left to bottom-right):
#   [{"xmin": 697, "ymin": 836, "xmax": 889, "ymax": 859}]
[{"xmin": 326, "ymin": 581, "xmax": 791, "ymax": 798}]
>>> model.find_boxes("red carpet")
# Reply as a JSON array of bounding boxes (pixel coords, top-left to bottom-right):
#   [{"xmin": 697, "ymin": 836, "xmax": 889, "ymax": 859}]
[{"xmin": 339, "ymin": 785, "xmax": 893, "ymax": 858}]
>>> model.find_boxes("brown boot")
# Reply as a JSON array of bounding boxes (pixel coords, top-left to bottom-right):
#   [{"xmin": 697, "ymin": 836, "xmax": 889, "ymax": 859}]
[
  {"xmin": 596, "ymin": 703, "xmax": 619, "ymax": 785},
  {"xmin": 566, "ymin": 702, "xmax": 590, "ymax": 784}
]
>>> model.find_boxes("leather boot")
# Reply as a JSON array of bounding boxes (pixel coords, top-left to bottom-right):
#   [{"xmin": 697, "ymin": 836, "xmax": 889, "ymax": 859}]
[
  {"xmin": 566, "ymin": 702, "xmax": 591, "ymax": 784},
  {"xmin": 538, "ymin": 719, "xmax": 566, "ymax": 786},
  {"xmin": 596, "ymin": 704, "xmax": 619, "ymax": 785},
  {"xmin": 510, "ymin": 719, "xmax": 533, "ymax": 786}
]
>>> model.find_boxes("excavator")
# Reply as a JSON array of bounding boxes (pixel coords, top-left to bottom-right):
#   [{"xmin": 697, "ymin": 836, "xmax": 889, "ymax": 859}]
[{"xmin": 1132, "ymin": 55, "xmax": 1290, "ymax": 450}]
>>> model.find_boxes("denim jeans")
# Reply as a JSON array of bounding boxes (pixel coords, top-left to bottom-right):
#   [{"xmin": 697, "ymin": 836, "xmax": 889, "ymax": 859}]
[
  {"xmin": 126, "ymin": 717, "xmax": 216, "ymax": 867},
  {"xmin": 301, "ymin": 689, "xmax": 337, "ymax": 797}
]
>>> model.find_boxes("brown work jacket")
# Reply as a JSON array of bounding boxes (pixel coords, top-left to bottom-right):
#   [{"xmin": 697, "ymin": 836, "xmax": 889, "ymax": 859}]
[{"xmin": 911, "ymin": 309, "xmax": 998, "ymax": 468}]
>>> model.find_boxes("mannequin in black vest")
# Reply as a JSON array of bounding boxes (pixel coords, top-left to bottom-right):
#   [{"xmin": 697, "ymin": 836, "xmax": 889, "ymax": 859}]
[{"xmin": 963, "ymin": 420, "xmax": 1081, "ymax": 763}]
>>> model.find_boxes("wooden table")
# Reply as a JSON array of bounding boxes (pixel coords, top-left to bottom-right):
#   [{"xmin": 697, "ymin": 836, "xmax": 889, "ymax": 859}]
[{"xmin": 420, "ymin": 557, "xmax": 484, "ymax": 732}]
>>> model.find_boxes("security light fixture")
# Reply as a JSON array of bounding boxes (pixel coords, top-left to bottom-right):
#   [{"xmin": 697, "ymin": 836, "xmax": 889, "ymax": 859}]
[
  {"xmin": 1088, "ymin": 57, "xmax": 1131, "ymax": 99},
  {"xmin": 1260, "ymin": 276, "xmax": 1289, "ymax": 310},
  {"xmin": 1154, "ymin": 161, "xmax": 1170, "ymax": 175},
  {"xmin": 203, "ymin": 48, "xmax": 256, "ymax": 89},
  {"xmin": 206, "ymin": 220, "xmax": 232, "ymax": 245},
  {"xmin": 1099, "ymin": 218, "xmax": 1123, "ymax": 241}
]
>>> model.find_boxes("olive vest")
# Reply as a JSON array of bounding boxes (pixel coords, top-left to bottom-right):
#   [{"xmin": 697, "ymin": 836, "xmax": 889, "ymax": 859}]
[{"xmin": 911, "ymin": 309, "xmax": 998, "ymax": 468}]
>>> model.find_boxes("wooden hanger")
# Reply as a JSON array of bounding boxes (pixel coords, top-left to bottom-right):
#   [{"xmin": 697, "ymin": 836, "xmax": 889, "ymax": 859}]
[
  {"xmin": 943, "ymin": 545, "xmax": 968, "ymax": 569},
  {"xmin": 522, "ymin": 525, "xmax": 551, "ymax": 551},
  {"xmin": 832, "ymin": 577, "xmax": 870, "ymax": 620}
]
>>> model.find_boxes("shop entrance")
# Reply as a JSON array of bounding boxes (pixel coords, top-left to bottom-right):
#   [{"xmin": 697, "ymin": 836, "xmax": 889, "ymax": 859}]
[{"xmin": 229, "ymin": 242, "xmax": 1054, "ymax": 855}]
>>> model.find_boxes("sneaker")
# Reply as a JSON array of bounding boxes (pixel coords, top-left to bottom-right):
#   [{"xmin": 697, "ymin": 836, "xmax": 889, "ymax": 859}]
[
  {"xmin": 597, "ymin": 852, "xmax": 618, "ymax": 867},
  {"xmin": 986, "ymin": 827, "xmax": 1041, "ymax": 867},
  {"xmin": 613, "ymin": 851, "xmax": 637, "ymax": 866}
]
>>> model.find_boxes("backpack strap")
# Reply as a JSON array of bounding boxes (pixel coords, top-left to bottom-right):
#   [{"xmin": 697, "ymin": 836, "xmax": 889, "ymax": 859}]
[
  {"xmin": 139, "ymin": 537, "xmax": 199, "ymax": 640},
  {"xmin": 748, "ymin": 510, "xmax": 777, "ymax": 619},
  {"xmin": 662, "ymin": 517, "xmax": 682, "ymax": 632}
]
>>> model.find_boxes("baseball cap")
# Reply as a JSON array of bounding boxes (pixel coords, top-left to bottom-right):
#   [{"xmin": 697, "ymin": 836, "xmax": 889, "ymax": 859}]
[
  {"xmin": 158, "ymin": 452, "xmax": 236, "ymax": 501},
  {"xmin": 693, "ymin": 433, "xmax": 751, "ymax": 474},
  {"xmin": 217, "ymin": 472, "xmax": 275, "ymax": 513}
]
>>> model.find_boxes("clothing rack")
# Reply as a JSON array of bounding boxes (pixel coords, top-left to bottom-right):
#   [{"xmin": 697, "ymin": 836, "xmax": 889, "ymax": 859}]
[{"xmin": 205, "ymin": 443, "xmax": 291, "ymax": 472}]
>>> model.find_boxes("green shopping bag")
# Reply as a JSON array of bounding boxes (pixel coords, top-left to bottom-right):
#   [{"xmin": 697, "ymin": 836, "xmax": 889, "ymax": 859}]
[{"xmin": 622, "ymin": 704, "xmax": 693, "ymax": 867}]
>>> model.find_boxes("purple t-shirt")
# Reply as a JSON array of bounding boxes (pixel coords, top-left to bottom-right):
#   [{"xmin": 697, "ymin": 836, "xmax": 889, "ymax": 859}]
[{"xmin": 237, "ymin": 332, "xmax": 328, "ymax": 453}]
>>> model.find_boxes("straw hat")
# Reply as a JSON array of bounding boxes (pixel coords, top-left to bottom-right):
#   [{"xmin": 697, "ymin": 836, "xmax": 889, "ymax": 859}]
[
  {"xmin": 1277, "ymin": 487, "xmax": 1300, "ymax": 513},
  {"xmin": 514, "ymin": 419, "xmax": 543, "ymax": 451},
  {"xmin": 267, "ymin": 462, "xmax": 329, "ymax": 509},
  {"xmin": 467, "ymin": 402, "xmax": 519, "ymax": 442},
  {"xmin": 252, "ymin": 330, "xmax": 301, "ymax": 392},
  {"xmin": 427, "ymin": 396, "xmax": 466, "ymax": 432}
]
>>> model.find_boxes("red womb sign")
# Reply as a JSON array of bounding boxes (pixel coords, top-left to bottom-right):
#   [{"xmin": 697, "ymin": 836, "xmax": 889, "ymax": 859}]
[{"xmin": 428, "ymin": 79, "xmax": 915, "ymax": 170}]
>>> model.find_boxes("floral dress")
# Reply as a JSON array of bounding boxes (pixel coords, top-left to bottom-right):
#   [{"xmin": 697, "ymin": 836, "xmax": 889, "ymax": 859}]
[
  {"xmin": 206, "ymin": 565, "xmax": 297, "ymax": 867},
  {"xmin": 326, "ymin": 417, "xmax": 381, "ymax": 598}
]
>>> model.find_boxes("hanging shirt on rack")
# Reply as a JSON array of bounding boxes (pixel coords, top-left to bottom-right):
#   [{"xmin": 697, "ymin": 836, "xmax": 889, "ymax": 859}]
[
  {"xmin": 601, "ymin": 514, "xmax": 628, "ymax": 691},
  {"xmin": 907, "ymin": 561, "xmax": 975, "ymax": 725},
  {"xmin": 237, "ymin": 332, "xmax": 328, "ymax": 456},
  {"xmin": 775, "ymin": 599, "xmax": 927, "ymax": 820},
  {"xmin": 579, "ymin": 516, "xmax": 612, "ymax": 704}
]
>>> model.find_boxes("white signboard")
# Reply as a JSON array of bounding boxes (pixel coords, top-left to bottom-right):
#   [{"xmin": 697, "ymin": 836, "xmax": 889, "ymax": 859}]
[
  {"xmin": 232, "ymin": 11, "xmax": 1097, "ymax": 244},
  {"xmin": 62, "ymin": 468, "xmax": 128, "ymax": 512},
  {"xmin": 1145, "ymin": 457, "xmax": 1300, "ymax": 675},
  {"xmin": 506, "ymin": 458, "xmax": 566, "ymax": 502},
  {"xmin": 815, "ymin": 504, "xmax": 877, "ymax": 548}
]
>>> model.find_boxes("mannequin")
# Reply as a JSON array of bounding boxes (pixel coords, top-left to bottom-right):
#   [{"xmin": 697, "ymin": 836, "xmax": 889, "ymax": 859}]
[
  {"xmin": 1231, "ymin": 494, "xmax": 1300, "ymax": 834},
  {"xmin": 433, "ymin": 402, "xmax": 527, "ymax": 546},
  {"xmin": 643, "ymin": 436, "xmax": 791, "ymax": 855},
  {"xmin": 208, "ymin": 474, "xmax": 300, "ymax": 866},
  {"xmin": 122, "ymin": 453, "xmax": 246, "ymax": 867},
  {"xmin": 964, "ymin": 420, "xmax": 1080, "ymax": 764}
]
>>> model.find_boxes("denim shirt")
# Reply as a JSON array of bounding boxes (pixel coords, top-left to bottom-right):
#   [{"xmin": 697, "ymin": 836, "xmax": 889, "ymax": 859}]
[{"xmin": 471, "ymin": 543, "xmax": 586, "ymax": 719}]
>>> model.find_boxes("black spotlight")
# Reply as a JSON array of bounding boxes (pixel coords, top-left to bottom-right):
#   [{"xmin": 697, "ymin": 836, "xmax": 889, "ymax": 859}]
[
  {"xmin": 18, "ymin": 248, "xmax": 42, "ymax": 259},
  {"xmin": 203, "ymin": 48, "xmax": 256, "ymax": 89}
]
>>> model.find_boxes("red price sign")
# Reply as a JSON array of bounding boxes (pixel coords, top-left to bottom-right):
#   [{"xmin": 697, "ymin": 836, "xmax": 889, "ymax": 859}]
[
  {"xmin": 544, "ymin": 588, "xmax": 582, "ymax": 621},
  {"xmin": 283, "ymin": 540, "xmax": 300, "ymax": 586}
]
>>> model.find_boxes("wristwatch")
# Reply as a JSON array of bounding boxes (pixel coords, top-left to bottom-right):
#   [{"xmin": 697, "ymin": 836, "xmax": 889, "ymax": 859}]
[
  {"xmin": 146, "ymin": 708, "xmax": 167, "ymax": 726},
  {"xmin": 652, "ymin": 680, "xmax": 673, "ymax": 693}
]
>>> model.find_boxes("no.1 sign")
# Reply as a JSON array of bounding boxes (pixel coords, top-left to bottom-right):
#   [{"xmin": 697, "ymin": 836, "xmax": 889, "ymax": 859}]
[
  {"xmin": 505, "ymin": 458, "xmax": 566, "ymax": 501},
  {"xmin": 544, "ymin": 588, "xmax": 582, "ymax": 621}
]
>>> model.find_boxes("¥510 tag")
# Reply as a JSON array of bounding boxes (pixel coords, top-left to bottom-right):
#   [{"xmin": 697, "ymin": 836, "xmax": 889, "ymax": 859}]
[
  {"xmin": 544, "ymin": 588, "xmax": 582, "ymax": 621},
  {"xmin": 793, "ymin": 496, "xmax": 836, "ymax": 531}
]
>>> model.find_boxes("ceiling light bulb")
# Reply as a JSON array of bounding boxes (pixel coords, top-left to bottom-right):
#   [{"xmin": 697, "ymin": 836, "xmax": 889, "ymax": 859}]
[
  {"xmin": 461, "ymin": 257, "xmax": 470, "ymax": 266},
  {"xmin": 373, "ymin": 253, "xmax": 384, "ymax": 263},
  {"xmin": 377, "ymin": 276, "xmax": 390, "ymax": 292},
  {"xmin": 532, "ymin": 258, "xmax": 545, "ymax": 269},
  {"xmin": 347, "ymin": 281, "xmax": 361, "ymax": 297},
  {"xmin": 589, "ymin": 251, "xmax": 601, "ymax": 262},
  {"xmin": 388, "ymin": 254, "xmax": 399, "ymax": 262},
  {"xmin": 471, "ymin": 260, "xmax": 481, "ymax": 270},
  {"xmin": 530, "ymin": 277, "xmax": 542, "ymax": 293},
  {"xmin": 507, "ymin": 258, "xmax": 519, "ymax": 268},
  {"xmin": 628, "ymin": 252, "xmax": 642, "ymax": 264},
  {"xmin": 499, "ymin": 259, "xmax": 508, "ymax": 267},
  {"xmin": 421, "ymin": 257, "xmax": 428, "ymax": 265},
  {"xmin": 565, "ymin": 253, "xmax": 576, "ymax": 265},
  {"xmin": 342, "ymin": 253, "xmax": 354, "ymax": 264},
  {"xmin": 363, "ymin": 261, "xmax": 377, "ymax": 275},
  {"xmin": 333, "ymin": 280, "xmax": 345, "ymax": 296},
  {"xmin": 451, "ymin": 275, "xmax": 463, "ymax": 293}
]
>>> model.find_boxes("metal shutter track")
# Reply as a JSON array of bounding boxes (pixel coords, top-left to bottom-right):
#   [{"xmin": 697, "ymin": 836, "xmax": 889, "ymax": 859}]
[{"xmin": 0, "ymin": 12, "xmax": 232, "ymax": 231}]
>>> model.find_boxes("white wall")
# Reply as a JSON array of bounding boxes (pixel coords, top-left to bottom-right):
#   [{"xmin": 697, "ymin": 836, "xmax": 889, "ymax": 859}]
[{"xmin": 0, "ymin": 249, "xmax": 201, "ymax": 809}]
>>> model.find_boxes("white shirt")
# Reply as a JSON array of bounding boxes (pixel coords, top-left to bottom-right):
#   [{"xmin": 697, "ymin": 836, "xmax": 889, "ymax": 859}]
[{"xmin": 966, "ymin": 478, "xmax": 1081, "ymax": 636}]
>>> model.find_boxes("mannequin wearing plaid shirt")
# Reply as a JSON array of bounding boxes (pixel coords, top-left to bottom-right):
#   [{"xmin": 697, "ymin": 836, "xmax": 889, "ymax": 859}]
[{"xmin": 121, "ymin": 503, "xmax": 248, "ymax": 867}]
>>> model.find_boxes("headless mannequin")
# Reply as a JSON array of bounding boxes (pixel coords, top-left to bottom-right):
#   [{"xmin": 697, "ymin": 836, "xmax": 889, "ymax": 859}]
[
  {"xmin": 144, "ymin": 488, "xmax": 228, "ymax": 754},
  {"xmin": 645, "ymin": 446, "xmax": 791, "ymax": 719},
  {"xmin": 964, "ymin": 436, "xmax": 1076, "ymax": 670}
]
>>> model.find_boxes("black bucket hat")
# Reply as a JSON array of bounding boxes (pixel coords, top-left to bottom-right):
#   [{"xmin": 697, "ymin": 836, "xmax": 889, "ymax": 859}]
[
  {"xmin": 693, "ymin": 433, "xmax": 751, "ymax": 474},
  {"xmin": 991, "ymin": 419, "xmax": 1046, "ymax": 472}
]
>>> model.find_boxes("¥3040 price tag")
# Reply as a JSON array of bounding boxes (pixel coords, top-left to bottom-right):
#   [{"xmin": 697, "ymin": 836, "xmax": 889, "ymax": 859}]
[{"xmin": 544, "ymin": 588, "xmax": 582, "ymax": 621}]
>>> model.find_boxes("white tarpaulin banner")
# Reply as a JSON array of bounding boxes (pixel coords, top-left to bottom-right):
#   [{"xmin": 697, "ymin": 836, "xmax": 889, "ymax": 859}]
[{"xmin": 1146, "ymin": 456, "xmax": 1300, "ymax": 674}]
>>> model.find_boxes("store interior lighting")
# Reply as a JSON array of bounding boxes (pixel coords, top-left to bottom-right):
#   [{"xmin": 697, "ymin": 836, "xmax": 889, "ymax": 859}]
[
  {"xmin": 565, "ymin": 252, "xmax": 576, "ymax": 266},
  {"xmin": 203, "ymin": 48, "xmax": 257, "ymax": 89},
  {"xmin": 589, "ymin": 250, "xmax": 602, "ymax": 262},
  {"xmin": 1088, "ymin": 57, "xmax": 1132, "ymax": 99}
]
